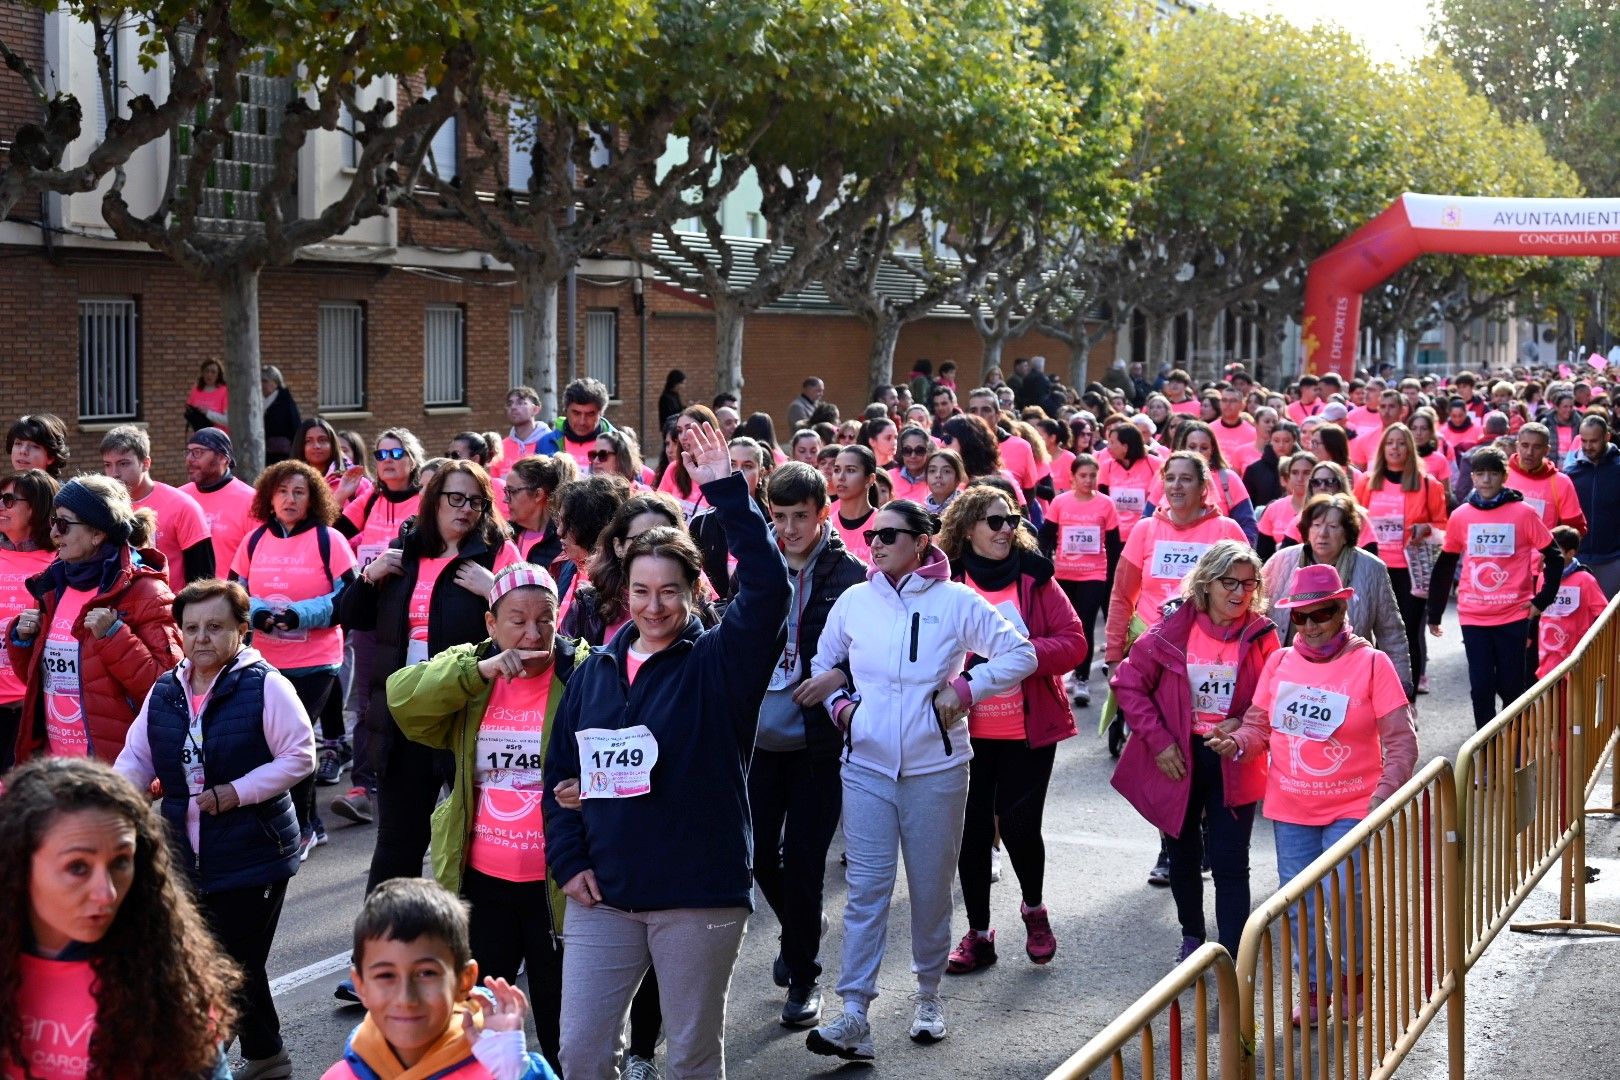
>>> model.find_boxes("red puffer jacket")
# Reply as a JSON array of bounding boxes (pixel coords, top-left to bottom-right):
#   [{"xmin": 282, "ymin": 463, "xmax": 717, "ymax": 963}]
[
  {"xmin": 7, "ymin": 546, "xmax": 182, "ymax": 765},
  {"xmin": 952, "ymin": 549, "xmax": 1086, "ymax": 749}
]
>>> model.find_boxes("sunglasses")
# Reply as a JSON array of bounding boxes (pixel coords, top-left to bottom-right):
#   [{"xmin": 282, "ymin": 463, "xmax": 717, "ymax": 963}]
[
  {"xmin": 442, "ymin": 492, "xmax": 491, "ymax": 513},
  {"xmin": 982, "ymin": 513, "xmax": 1022, "ymax": 532},
  {"xmin": 587, "ymin": 450, "xmax": 616, "ymax": 463},
  {"xmin": 901, "ymin": 444, "xmax": 930, "ymax": 457},
  {"xmin": 1215, "ymin": 576, "xmax": 1259, "ymax": 593},
  {"xmin": 374, "ymin": 447, "xmax": 407, "ymax": 461},
  {"xmin": 0, "ymin": 492, "xmax": 17, "ymax": 509},
  {"xmin": 48, "ymin": 516, "xmax": 83, "ymax": 534},
  {"xmin": 1310, "ymin": 477, "xmax": 1340, "ymax": 490},
  {"xmin": 1289, "ymin": 605, "xmax": 1343, "ymax": 626},
  {"xmin": 863, "ymin": 526, "xmax": 924, "ymax": 546},
  {"xmin": 446, "ymin": 450, "xmax": 468, "ymax": 460}
]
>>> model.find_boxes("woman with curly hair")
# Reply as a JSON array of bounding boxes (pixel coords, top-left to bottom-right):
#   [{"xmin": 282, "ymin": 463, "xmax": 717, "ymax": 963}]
[
  {"xmin": 939, "ymin": 415, "xmax": 1025, "ymax": 507},
  {"xmin": 936, "ymin": 485, "xmax": 1084, "ymax": 975},
  {"xmin": 0, "ymin": 756, "xmax": 241, "ymax": 1078}
]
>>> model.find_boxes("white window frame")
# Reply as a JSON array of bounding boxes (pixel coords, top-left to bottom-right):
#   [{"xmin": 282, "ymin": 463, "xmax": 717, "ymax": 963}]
[
  {"xmin": 424, "ymin": 304, "xmax": 466, "ymax": 406},
  {"xmin": 78, "ymin": 297, "xmax": 140, "ymax": 422},
  {"xmin": 508, "ymin": 108, "xmax": 534, "ymax": 192},
  {"xmin": 585, "ymin": 309, "xmax": 618, "ymax": 398},
  {"xmin": 317, "ymin": 302, "xmax": 366, "ymax": 411},
  {"xmin": 428, "ymin": 114, "xmax": 458, "ymax": 179},
  {"xmin": 339, "ymin": 101, "xmax": 361, "ymax": 169}
]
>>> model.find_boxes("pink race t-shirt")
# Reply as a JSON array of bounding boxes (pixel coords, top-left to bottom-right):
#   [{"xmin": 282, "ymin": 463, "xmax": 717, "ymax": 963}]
[
  {"xmin": 1287, "ymin": 400, "xmax": 1323, "ymax": 425},
  {"xmin": 231, "ymin": 526, "xmax": 357, "ymax": 670},
  {"xmin": 0, "ymin": 549, "xmax": 53, "ymax": 705},
  {"xmin": 1169, "ymin": 398, "xmax": 1201, "ymax": 416},
  {"xmin": 832, "ymin": 508, "xmax": 875, "ymax": 565},
  {"xmin": 407, "ymin": 556, "xmax": 455, "ymax": 664},
  {"xmin": 187, "ymin": 384, "xmax": 228, "ymax": 418},
  {"xmin": 343, "ymin": 491, "xmax": 421, "ymax": 572},
  {"xmin": 1211, "ymin": 420, "xmax": 1257, "ymax": 470},
  {"xmin": 1537, "ymin": 569, "xmax": 1610, "ymax": 679},
  {"xmin": 1047, "ymin": 450, "xmax": 1076, "ymax": 495},
  {"xmin": 43, "ymin": 587, "xmax": 94, "ymax": 757},
  {"xmin": 998, "ymin": 435, "xmax": 1040, "ymax": 493},
  {"xmin": 1096, "ymin": 455, "xmax": 1156, "ymax": 538},
  {"xmin": 1443, "ymin": 501, "xmax": 1554, "ymax": 626},
  {"xmin": 1257, "ymin": 499, "xmax": 1302, "ymax": 546},
  {"xmin": 656, "ymin": 469, "xmax": 707, "ymax": 520},
  {"xmin": 1505, "ymin": 466, "xmax": 1578, "ymax": 529},
  {"xmin": 132, "ymin": 482, "xmax": 209, "ymax": 589},
  {"xmin": 180, "ymin": 477, "xmax": 259, "ymax": 578},
  {"xmin": 467, "ymin": 675, "xmax": 553, "ymax": 883},
  {"xmin": 1186, "ymin": 624, "xmax": 1241, "ymax": 737},
  {"xmin": 1047, "ymin": 491, "xmax": 1119, "ymax": 582},
  {"xmin": 624, "ymin": 644, "xmax": 652, "ymax": 684},
  {"xmin": 1255, "ymin": 645, "xmax": 1409, "ymax": 825},
  {"xmin": 1121, "ymin": 513, "xmax": 1248, "ymax": 628},
  {"xmin": 9, "ymin": 953, "xmax": 98, "ymax": 1079},
  {"xmin": 962, "ymin": 581, "xmax": 1027, "ymax": 740},
  {"xmin": 888, "ymin": 468, "xmax": 930, "ymax": 505}
]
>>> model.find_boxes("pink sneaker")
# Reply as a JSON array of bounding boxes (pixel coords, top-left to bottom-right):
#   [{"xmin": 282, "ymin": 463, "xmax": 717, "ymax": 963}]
[
  {"xmin": 946, "ymin": 929, "xmax": 997, "ymax": 974},
  {"xmin": 1291, "ymin": 984, "xmax": 1327, "ymax": 1028},
  {"xmin": 1021, "ymin": 903, "xmax": 1056, "ymax": 964}
]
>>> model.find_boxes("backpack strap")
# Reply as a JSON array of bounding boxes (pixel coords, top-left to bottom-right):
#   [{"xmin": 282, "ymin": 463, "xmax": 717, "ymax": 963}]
[{"xmin": 245, "ymin": 524, "xmax": 333, "ymax": 587}]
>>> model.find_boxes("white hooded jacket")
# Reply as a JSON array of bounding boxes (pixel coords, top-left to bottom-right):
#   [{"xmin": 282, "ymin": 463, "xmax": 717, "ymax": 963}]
[{"xmin": 812, "ymin": 546, "xmax": 1037, "ymax": 778}]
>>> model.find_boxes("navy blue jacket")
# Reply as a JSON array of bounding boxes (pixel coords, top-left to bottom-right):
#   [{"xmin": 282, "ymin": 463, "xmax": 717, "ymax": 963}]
[
  {"xmin": 1568, "ymin": 443, "xmax": 1620, "ymax": 564},
  {"xmin": 146, "ymin": 660, "xmax": 301, "ymax": 892},
  {"xmin": 542, "ymin": 474, "xmax": 790, "ymax": 910}
]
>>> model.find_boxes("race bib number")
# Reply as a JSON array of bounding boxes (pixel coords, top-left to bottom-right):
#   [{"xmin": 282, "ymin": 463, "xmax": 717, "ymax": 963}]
[
  {"xmin": 1150, "ymin": 541, "xmax": 1208, "ymax": 581},
  {"xmin": 1188, "ymin": 663, "xmax": 1237, "ymax": 717},
  {"xmin": 1373, "ymin": 516, "xmax": 1405, "ymax": 545},
  {"xmin": 357, "ymin": 542, "xmax": 386, "ymax": 570},
  {"xmin": 42, "ymin": 640, "xmax": 78, "ymax": 696},
  {"xmin": 1549, "ymin": 585, "xmax": 1580, "ymax": 619},
  {"xmin": 1523, "ymin": 497, "xmax": 1546, "ymax": 520},
  {"xmin": 1112, "ymin": 488, "xmax": 1146, "ymax": 515},
  {"xmin": 1467, "ymin": 523, "xmax": 1515, "ymax": 558},
  {"xmin": 475, "ymin": 727, "xmax": 544, "ymax": 791},
  {"xmin": 182, "ymin": 743, "xmax": 207, "ymax": 793},
  {"xmin": 577, "ymin": 725, "xmax": 659, "ymax": 800},
  {"xmin": 1061, "ymin": 524, "xmax": 1102, "ymax": 556},
  {"xmin": 1272, "ymin": 682, "xmax": 1350, "ymax": 741},
  {"xmin": 406, "ymin": 634, "xmax": 429, "ymax": 666}
]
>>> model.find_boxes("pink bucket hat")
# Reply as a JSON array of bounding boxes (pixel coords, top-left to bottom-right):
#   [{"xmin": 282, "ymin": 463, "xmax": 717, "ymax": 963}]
[
  {"xmin": 489, "ymin": 562, "xmax": 558, "ymax": 610},
  {"xmin": 1272, "ymin": 563, "xmax": 1354, "ymax": 610}
]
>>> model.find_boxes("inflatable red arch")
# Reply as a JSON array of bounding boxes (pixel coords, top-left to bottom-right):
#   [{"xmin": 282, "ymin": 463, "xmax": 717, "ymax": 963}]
[{"xmin": 1302, "ymin": 193, "xmax": 1620, "ymax": 375}]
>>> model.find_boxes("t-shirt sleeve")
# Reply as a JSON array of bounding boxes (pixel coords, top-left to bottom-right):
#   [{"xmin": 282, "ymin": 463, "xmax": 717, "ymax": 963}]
[
  {"xmin": 1224, "ymin": 469, "xmax": 1250, "ymax": 505},
  {"xmin": 327, "ymin": 528, "xmax": 359, "ymax": 575},
  {"xmin": 1221, "ymin": 517, "xmax": 1247, "ymax": 543},
  {"xmin": 1102, "ymin": 500, "xmax": 1120, "ymax": 530},
  {"xmin": 228, "ymin": 531, "xmax": 255, "ymax": 578},
  {"xmin": 169, "ymin": 489, "xmax": 210, "ymax": 547},
  {"xmin": 1252, "ymin": 650, "xmax": 1283, "ymax": 715},
  {"xmin": 1367, "ymin": 650, "xmax": 1409, "ymax": 717},
  {"xmin": 1442, "ymin": 508, "xmax": 1467, "ymax": 554},
  {"xmin": 1122, "ymin": 520, "xmax": 1149, "ymax": 569},
  {"xmin": 1585, "ymin": 576, "xmax": 1609, "ymax": 620},
  {"xmin": 1525, "ymin": 505, "xmax": 1554, "ymax": 551}
]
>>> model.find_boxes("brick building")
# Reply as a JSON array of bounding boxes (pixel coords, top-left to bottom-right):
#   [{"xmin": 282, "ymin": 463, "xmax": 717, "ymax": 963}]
[{"xmin": 0, "ymin": 4, "xmax": 1112, "ymax": 488}]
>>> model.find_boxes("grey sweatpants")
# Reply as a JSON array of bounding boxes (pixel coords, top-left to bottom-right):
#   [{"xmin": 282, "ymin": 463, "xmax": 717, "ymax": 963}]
[
  {"xmin": 835, "ymin": 761, "xmax": 971, "ymax": 1010},
  {"xmin": 559, "ymin": 900, "xmax": 750, "ymax": 1080}
]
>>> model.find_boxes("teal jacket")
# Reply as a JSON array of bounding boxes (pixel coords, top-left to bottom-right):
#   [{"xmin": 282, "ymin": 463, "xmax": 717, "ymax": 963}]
[{"xmin": 387, "ymin": 637, "xmax": 590, "ymax": 934}]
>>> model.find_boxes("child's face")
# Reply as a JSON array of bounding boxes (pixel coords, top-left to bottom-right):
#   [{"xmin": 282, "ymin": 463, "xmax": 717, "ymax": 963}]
[
  {"xmin": 1073, "ymin": 464, "xmax": 1098, "ymax": 495},
  {"xmin": 352, "ymin": 936, "xmax": 477, "ymax": 1067}
]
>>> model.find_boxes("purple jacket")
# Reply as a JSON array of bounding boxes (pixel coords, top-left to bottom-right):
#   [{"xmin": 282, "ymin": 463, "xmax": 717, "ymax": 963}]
[{"xmin": 1108, "ymin": 602, "xmax": 1277, "ymax": 835}]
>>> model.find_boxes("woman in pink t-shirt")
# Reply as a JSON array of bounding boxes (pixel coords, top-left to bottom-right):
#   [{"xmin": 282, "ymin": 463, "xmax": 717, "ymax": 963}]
[
  {"xmin": 1097, "ymin": 423, "xmax": 1157, "ymax": 540},
  {"xmin": 1424, "ymin": 446, "xmax": 1561, "ymax": 730},
  {"xmin": 184, "ymin": 358, "xmax": 228, "ymax": 432},
  {"xmin": 0, "ymin": 757, "xmax": 242, "ymax": 1079},
  {"xmin": 0, "ymin": 471, "xmax": 57, "ymax": 759},
  {"xmin": 1038, "ymin": 453, "xmax": 1121, "ymax": 706},
  {"xmin": 1223, "ymin": 564, "xmax": 1417, "ymax": 1027}
]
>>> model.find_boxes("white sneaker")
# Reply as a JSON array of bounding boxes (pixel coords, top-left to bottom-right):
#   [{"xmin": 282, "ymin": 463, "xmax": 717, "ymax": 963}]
[
  {"xmin": 910, "ymin": 994, "xmax": 947, "ymax": 1043},
  {"xmin": 807, "ymin": 1010, "xmax": 874, "ymax": 1061},
  {"xmin": 621, "ymin": 1054, "xmax": 661, "ymax": 1080},
  {"xmin": 990, "ymin": 845, "xmax": 1002, "ymax": 883}
]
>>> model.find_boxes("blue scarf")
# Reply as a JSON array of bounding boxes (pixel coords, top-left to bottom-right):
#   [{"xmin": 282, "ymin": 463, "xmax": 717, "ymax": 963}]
[{"xmin": 49, "ymin": 542, "xmax": 126, "ymax": 595}]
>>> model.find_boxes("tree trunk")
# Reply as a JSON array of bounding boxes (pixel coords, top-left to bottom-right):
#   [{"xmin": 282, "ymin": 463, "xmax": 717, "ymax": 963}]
[
  {"xmin": 868, "ymin": 314, "xmax": 903, "ymax": 401},
  {"xmin": 517, "ymin": 264, "xmax": 561, "ymax": 418},
  {"xmin": 1113, "ymin": 310, "xmax": 1133, "ymax": 374},
  {"xmin": 1205, "ymin": 309, "xmax": 1225, "ymax": 378},
  {"xmin": 218, "ymin": 264, "xmax": 266, "ymax": 481},
  {"xmin": 1067, "ymin": 321, "xmax": 1090, "ymax": 390},
  {"xmin": 714, "ymin": 299, "xmax": 746, "ymax": 399},
  {"xmin": 980, "ymin": 334, "xmax": 1005, "ymax": 379}
]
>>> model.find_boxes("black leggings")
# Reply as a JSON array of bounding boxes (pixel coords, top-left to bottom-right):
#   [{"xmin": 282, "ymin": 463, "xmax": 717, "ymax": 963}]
[
  {"xmin": 958, "ymin": 738, "xmax": 1057, "ymax": 930},
  {"xmin": 1058, "ymin": 578, "xmax": 1109, "ymax": 679},
  {"xmin": 1162, "ymin": 740, "xmax": 1256, "ymax": 956},
  {"xmin": 464, "ymin": 869, "xmax": 565, "ymax": 1072},
  {"xmin": 1386, "ymin": 567, "xmax": 1428, "ymax": 683},
  {"xmin": 365, "ymin": 715, "xmax": 453, "ymax": 892},
  {"xmin": 284, "ymin": 671, "xmax": 337, "ymax": 833},
  {"xmin": 200, "ymin": 879, "xmax": 289, "ymax": 1060}
]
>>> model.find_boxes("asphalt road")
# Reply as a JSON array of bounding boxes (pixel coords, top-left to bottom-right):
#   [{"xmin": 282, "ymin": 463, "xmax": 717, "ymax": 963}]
[{"xmin": 257, "ymin": 609, "xmax": 1612, "ymax": 1078}]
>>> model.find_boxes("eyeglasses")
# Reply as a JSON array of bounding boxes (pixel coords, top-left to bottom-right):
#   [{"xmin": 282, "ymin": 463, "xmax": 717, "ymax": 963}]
[
  {"xmin": 446, "ymin": 450, "xmax": 466, "ymax": 460},
  {"xmin": 863, "ymin": 526, "xmax": 924, "ymax": 546},
  {"xmin": 587, "ymin": 450, "xmax": 616, "ymax": 463},
  {"xmin": 183, "ymin": 447, "xmax": 217, "ymax": 459},
  {"xmin": 48, "ymin": 516, "xmax": 83, "ymax": 534},
  {"xmin": 1289, "ymin": 605, "xmax": 1342, "ymax": 626},
  {"xmin": 1215, "ymin": 576, "xmax": 1259, "ymax": 593},
  {"xmin": 374, "ymin": 447, "xmax": 407, "ymax": 461},
  {"xmin": 982, "ymin": 513, "xmax": 1022, "ymax": 532},
  {"xmin": 442, "ymin": 492, "xmax": 491, "ymax": 513},
  {"xmin": 1310, "ymin": 477, "xmax": 1340, "ymax": 490},
  {"xmin": 504, "ymin": 485, "xmax": 535, "ymax": 498},
  {"xmin": 0, "ymin": 493, "xmax": 16, "ymax": 509},
  {"xmin": 901, "ymin": 444, "xmax": 930, "ymax": 457}
]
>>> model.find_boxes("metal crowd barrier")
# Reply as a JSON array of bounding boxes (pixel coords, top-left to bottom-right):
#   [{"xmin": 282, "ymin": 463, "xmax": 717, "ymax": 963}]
[
  {"xmin": 1045, "ymin": 942, "xmax": 1243, "ymax": 1080},
  {"xmin": 1055, "ymin": 593, "xmax": 1620, "ymax": 1080}
]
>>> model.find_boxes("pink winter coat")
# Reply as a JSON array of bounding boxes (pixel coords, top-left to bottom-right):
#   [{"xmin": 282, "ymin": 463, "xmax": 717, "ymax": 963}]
[
  {"xmin": 1109, "ymin": 602, "xmax": 1277, "ymax": 835},
  {"xmin": 951, "ymin": 550, "xmax": 1085, "ymax": 749}
]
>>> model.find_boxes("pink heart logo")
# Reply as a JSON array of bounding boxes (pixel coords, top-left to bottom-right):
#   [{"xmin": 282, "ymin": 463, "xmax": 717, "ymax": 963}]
[
  {"xmin": 1470, "ymin": 561, "xmax": 1511, "ymax": 592},
  {"xmin": 1322, "ymin": 741, "xmax": 1352, "ymax": 765}
]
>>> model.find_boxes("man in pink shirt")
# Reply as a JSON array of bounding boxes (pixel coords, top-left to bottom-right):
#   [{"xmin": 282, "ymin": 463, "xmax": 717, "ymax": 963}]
[
  {"xmin": 1438, "ymin": 398, "xmax": 1484, "ymax": 455},
  {"xmin": 1506, "ymin": 423, "xmax": 1586, "ymax": 533},
  {"xmin": 966, "ymin": 388, "xmax": 1039, "ymax": 498},
  {"xmin": 1349, "ymin": 389, "xmax": 1407, "ymax": 470},
  {"xmin": 494, "ymin": 386, "xmax": 546, "ymax": 478},
  {"xmin": 1286, "ymin": 374, "xmax": 1324, "ymax": 425},
  {"xmin": 100, "ymin": 425, "xmax": 213, "ymax": 587},
  {"xmin": 1210, "ymin": 384, "xmax": 1257, "ymax": 469},
  {"xmin": 178, "ymin": 427, "xmax": 260, "ymax": 574},
  {"xmin": 1163, "ymin": 369, "xmax": 1201, "ymax": 415}
]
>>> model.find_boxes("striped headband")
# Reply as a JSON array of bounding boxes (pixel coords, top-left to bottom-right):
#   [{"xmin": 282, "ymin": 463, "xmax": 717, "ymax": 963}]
[{"xmin": 489, "ymin": 562, "xmax": 558, "ymax": 610}]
